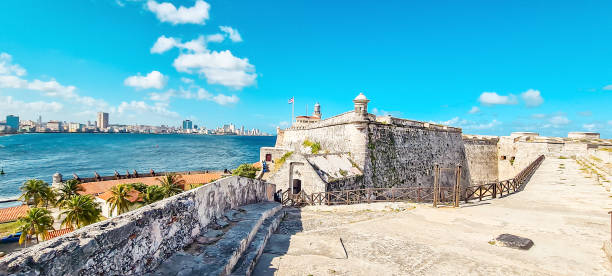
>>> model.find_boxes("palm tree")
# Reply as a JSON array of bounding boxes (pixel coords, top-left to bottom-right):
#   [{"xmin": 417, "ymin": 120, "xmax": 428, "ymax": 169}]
[
  {"xmin": 129, "ymin": 182, "xmax": 148, "ymax": 193},
  {"xmin": 19, "ymin": 179, "xmax": 54, "ymax": 207},
  {"xmin": 107, "ymin": 184, "xmax": 134, "ymax": 216},
  {"xmin": 156, "ymin": 173, "xmax": 186, "ymax": 198},
  {"xmin": 55, "ymin": 179, "xmax": 83, "ymax": 208},
  {"xmin": 15, "ymin": 208, "xmax": 55, "ymax": 246},
  {"xmin": 59, "ymin": 195, "xmax": 102, "ymax": 229},
  {"xmin": 141, "ymin": 185, "xmax": 165, "ymax": 204}
]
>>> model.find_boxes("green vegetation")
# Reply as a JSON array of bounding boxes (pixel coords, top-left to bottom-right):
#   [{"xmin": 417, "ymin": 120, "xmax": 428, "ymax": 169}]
[
  {"xmin": 338, "ymin": 169, "xmax": 348, "ymax": 177},
  {"xmin": 558, "ymin": 156, "xmax": 568, "ymax": 159},
  {"xmin": 273, "ymin": 151, "xmax": 294, "ymax": 173},
  {"xmin": 302, "ymin": 139, "xmax": 321, "ymax": 154},
  {"xmin": 19, "ymin": 179, "xmax": 55, "ymax": 207},
  {"xmin": 107, "ymin": 184, "xmax": 134, "ymax": 216},
  {"xmin": 141, "ymin": 185, "xmax": 166, "ymax": 204},
  {"xmin": 128, "ymin": 182, "xmax": 148, "ymax": 193},
  {"xmin": 188, "ymin": 183, "xmax": 205, "ymax": 190},
  {"xmin": 58, "ymin": 195, "xmax": 102, "ymax": 229},
  {"xmin": 600, "ymin": 148, "xmax": 612, "ymax": 152},
  {"xmin": 232, "ymin": 164, "xmax": 259, "ymax": 179},
  {"xmin": 55, "ymin": 179, "xmax": 83, "ymax": 208},
  {"xmin": 15, "ymin": 208, "xmax": 55, "ymax": 246},
  {"xmin": 0, "ymin": 221, "xmax": 20, "ymax": 237},
  {"xmin": 157, "ymin": 173, "xmax": 186, "ymax": 197}
]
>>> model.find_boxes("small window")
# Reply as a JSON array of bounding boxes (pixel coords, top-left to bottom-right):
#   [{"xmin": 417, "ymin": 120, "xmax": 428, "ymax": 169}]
[{"xmin": 500, "ymin": 156, "xmax": 507, "ymax": 160}]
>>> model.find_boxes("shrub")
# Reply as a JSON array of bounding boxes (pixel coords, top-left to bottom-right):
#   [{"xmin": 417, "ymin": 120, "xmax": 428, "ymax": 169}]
[
  {"xmin": 232, "ymin": 164, "xmax": 259, "ymax": 179},
  {"xmin": 302, "ymin": 140, "xmax": 321, "ymax": 154}
]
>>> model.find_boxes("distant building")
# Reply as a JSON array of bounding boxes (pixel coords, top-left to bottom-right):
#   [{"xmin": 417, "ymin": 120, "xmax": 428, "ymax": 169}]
[
  {"xmin": 182, "ymin": 120, "xmax": 193, "ymax": 129},
  {"xmin": 69, "ymin": 123, "xmax": 83, "ymax": 132},
  {"xmin": 47, "ymin": 121, "xmax": 61, "ymax": 132},
  {"xmin": 97, "ymin": 112, "xmax": 109, "ymax": 129},
  {"xmin": 6, "ymin": 115, "xmax": 19, "ymax": 130}
]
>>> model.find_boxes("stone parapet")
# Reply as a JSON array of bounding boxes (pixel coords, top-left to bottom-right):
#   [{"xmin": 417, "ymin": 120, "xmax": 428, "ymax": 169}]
[{"xmin": 0, "ymin": 176, "xmax": 273, "ymax": 275}]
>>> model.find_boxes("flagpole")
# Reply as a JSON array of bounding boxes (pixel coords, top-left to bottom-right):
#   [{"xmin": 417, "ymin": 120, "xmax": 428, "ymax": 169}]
[{"xmin": 292, "ymin": 96, "xmax": 294, "ymax": 124}]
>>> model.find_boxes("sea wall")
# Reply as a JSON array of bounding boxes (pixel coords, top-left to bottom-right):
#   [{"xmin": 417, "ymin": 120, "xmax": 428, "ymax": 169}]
[
  {"xmin": 463, "ymin": 137, "xmax": 499, "ymax": 185},
  {"xmin": 364, "ymin": 122, "xmax": 471, "ymax": 190},
  {"xmin": 0, "ymin": 176, "xmax": 274, "ymax": 276}
]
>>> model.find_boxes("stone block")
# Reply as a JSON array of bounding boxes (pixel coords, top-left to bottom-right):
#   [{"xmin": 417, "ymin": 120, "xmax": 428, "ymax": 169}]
[{"xmin": 490, "ymin": 234, "xmax": 534, "ymax": 250}]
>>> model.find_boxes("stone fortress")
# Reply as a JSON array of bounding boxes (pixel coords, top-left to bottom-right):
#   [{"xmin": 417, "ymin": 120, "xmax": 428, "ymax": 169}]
[
  {"xmin": 3, "ymin": 93, "xmax": 612, "ymax": 275},
  {"xmin": 261, "ymin": 93, "xmax": 612, "ymax": 196}
]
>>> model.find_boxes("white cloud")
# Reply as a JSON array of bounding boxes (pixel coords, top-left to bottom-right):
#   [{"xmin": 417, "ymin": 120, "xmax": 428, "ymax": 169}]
[
  {"xmin": 468, "ymin": 119, "xmax": 501, "ymax": 130},
  {"xmin": 371, "ymin": 107, "xmax": 401, "ymax": 117},
  {"xmin": 609, "ymin": 120, "xmax": 612, "ymax": 126},
  {"xmin": 582, "ymin": 123, "xmax": 597, "ymax": 131},
  {"xmin": 146, "ymin": 0, "xmax": 210, "ymax": 25},
  {"xmin": 0, "ymin": 96, "xmax": 63, "ymax": 114},
  {"xmin": 149, "ymin": 85, "xmax": 239, "ymax": 106},
  {"xmin": 124, "ymin": 71, "xmax": 167, "ymax": 90},
  {"xmin": 173, "ymin": 50, "xmax": 256, "ymax": 89},
  {"xmin": 219, "ymin": 26, "xmax": 243, "ymax": 42},
  {"xmin": 603, "ymin": 85, "xmax": 612, "ymax": 90},
  {"xmin": 116, "ymin": 101, "xmax": 179, "ymax": 118},
  {"xmin": 549, "ymin": 115, "xmax": 570, "ymax": 126},
  {"xmin": 521, "ymin": 89, "xmax": 544, "ymax": 107},
  {"xmin": 150, "ymin": 35, "xmax": 209, "ymax": 54},
  {"xmin": 180, "ymin": 77, "xmax": 194, "ymax": 84},
  {"xmin": 151, "ymin": 35, "xmax": 180, "ymax": 54},
  {"xmin": 468, "ymin": 106, "xmax": 480, "ymax": 114},
  {"xmin": 478, "ymin": 92, "xmax": 518, "ymax": 105},
  {"xmin": 206, "ymin": 33, "xmax": 225, "ymax": 43},
  {"xmin": 531, "ymin": 113, "xmax": 546, "ymax": 119},
  {"xmin": 0, "ymin": 53, "xmax": 26, "ymax": 76},
  {"xmin": 212, "ymin": 94, "xmax": 239, "ymax": 105},
  {"xmin": 0, "ymin": 75, "xmax": 27, "ymax": 88}
]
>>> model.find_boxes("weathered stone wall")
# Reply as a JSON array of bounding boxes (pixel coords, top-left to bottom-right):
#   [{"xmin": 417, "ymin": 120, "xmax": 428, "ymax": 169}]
[
  {"xmin": 275, "ymin": 111, "xmax": 370, "ymax": 166},
  {"xmin": 266, "ymin": 154, "xmax": 327, "ymax": 194},
  {"xmin": 363, "ymin": 123, "xmax": 471, "ymax": 190},
  {"xmin": 463, "ymin": 137, "xmax": 499, "ymax": 185},
  {"xmin": 0, "ymin": 176, "xmax": 273, "ymax": 276}
]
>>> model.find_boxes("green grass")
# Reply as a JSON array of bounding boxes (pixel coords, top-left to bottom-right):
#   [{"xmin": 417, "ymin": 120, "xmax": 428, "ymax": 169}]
[
  {"xmin": 302, "ymin": 139, "xmax": 321, "ymax": 154},
  {"xmin": 0, "ymin": 221, "xmax": 20, "ymax": 237}
]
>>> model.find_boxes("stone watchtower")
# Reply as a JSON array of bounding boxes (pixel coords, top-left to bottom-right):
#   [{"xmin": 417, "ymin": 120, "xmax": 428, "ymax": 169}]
[
  {"xmin": 353, "ymin": 93, "xmax": 369, "ymax": 117},
  {"xmin": 313, "ymin": 102, "xmax": 322, "ymax": 118}
]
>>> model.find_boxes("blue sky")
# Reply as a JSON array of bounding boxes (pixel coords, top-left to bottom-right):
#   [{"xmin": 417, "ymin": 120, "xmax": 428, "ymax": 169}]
[{"xmin": 0, "ymin": 0, "xmax": 611, "ymax": 137}]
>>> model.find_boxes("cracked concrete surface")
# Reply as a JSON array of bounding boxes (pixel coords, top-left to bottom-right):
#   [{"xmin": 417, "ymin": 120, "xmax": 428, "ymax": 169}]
[{"xmin": 254, "ymin": 158, "xmax": 612, "ymax": 275}]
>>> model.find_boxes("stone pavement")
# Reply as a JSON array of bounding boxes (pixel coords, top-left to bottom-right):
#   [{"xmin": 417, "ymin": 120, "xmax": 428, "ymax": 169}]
[{"xmin": 254, "ymin": 158, "xmax": 612, "ymax": 275}]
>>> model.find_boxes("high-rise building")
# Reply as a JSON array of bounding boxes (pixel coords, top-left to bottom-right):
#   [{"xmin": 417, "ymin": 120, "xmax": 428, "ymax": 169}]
[
  {"xmin": 6, "ymin": 115, "xmax": 19, "ymax": 130},
  {"xmin": 182, "ymin": 120, "xmax": 193, "ymax": 129},
  {"xmin": 97, "ymin": 112, "xmax": 109, "ymax": 129}
]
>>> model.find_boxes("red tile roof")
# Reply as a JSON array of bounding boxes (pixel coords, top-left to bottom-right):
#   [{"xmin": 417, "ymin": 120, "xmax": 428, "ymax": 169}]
[
  {"xmin": 0, "ymin": 205, "xmax": 29, "ymax": 224},
  {"xmin": 79, "ymin": 172, "xmax": 223, "ymax": 196},
  {"xmin": 44, "ymin": 228, "xmax": 73, "ymax": 240}
]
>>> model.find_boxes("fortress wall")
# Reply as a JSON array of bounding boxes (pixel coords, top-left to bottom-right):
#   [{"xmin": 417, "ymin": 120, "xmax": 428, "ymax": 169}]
[
  {"xmin": 0, "ymin": 176, "xmax": 273, "ymax": 276},
  {"xmin": 463, "ymin": 137, "xmax": 499, "ymax": 185},
  {"xmin": 498, "ymin": 138, "xmax": 562, "ymax": 180},
  {"xmin": 363, "ymin": 123, "xmax": 471, "ymax": 190},
  {"xmin": 592, "ymin": 148, "xmax": 612, "ymax": 163},
  {"xmin": 278, "ymin": 112, "xmax": 369, "ymax": 166}
]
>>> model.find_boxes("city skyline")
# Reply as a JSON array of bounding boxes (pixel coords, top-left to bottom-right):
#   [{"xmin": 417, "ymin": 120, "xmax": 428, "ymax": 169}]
[{"xmin": 0, "ymin": 1, "xmax": 611, "ymax": 137}]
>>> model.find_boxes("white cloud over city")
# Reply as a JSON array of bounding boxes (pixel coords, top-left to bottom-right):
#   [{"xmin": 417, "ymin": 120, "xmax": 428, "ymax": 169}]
[
  {"xmin": 146, "ymin": 0, "xmax": 210, "ymax": 25},
  {"xmin": 124, "ymin": 70, "xmax": 168, "ymax": 90},
  {"xmin": 478, "ymin": 92, "xmax": 518, "ymax": 105}
]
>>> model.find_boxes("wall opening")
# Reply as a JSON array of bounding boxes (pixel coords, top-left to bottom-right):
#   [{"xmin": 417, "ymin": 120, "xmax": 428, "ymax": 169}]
[
  {"xmin": 265, "ymin": 154, "xmax": 272, "ymax": 162},
  {"xmin": 292, "ymin": 179, "xmax": 302, "ymax": 194}
]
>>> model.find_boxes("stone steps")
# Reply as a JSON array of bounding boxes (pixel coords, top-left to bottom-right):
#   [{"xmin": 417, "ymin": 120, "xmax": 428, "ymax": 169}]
[
  {"xmin": 149, "ymin": 202, "xmax": 281, "ymax": 276},
  {"xmin": 230, "ymin": 209, "xmax": 286, "ymax": 275}
]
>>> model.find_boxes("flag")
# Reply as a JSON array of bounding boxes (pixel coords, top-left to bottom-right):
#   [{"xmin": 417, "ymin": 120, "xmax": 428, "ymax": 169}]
[{"xmin": 288, "ymin": 97, "xmax": 294, "ymax": 104}]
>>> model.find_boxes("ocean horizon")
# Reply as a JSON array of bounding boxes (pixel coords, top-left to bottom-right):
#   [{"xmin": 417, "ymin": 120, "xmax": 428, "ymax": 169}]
[{"xmin": 0, "ymin": 133, "xmax": 275, "ymax": 205}]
